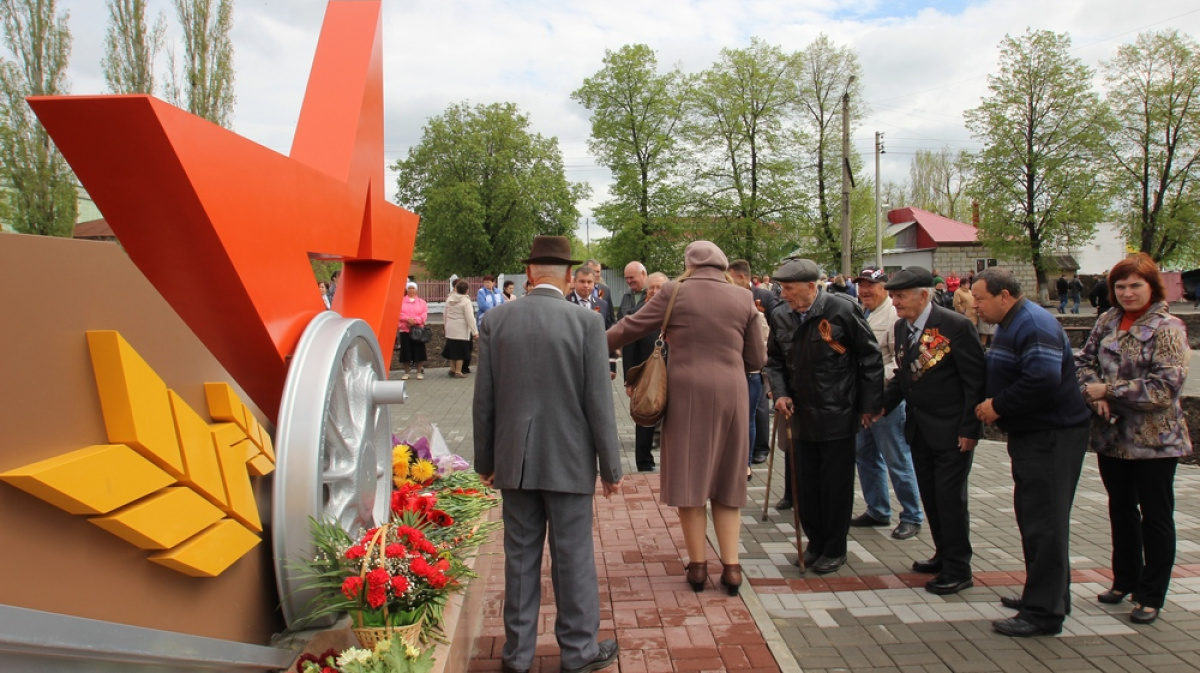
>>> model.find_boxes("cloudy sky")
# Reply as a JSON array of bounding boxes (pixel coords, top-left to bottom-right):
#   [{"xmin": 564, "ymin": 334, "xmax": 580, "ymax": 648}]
[{"xmin": 37, "ymin": 0, "xmax": 1200, "ymax": 233}]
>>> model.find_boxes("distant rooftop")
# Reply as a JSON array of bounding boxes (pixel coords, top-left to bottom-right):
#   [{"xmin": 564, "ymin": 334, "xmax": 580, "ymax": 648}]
[{"xmin": 886, "ymin": 207, "xmax": 978, "ymax": 248}]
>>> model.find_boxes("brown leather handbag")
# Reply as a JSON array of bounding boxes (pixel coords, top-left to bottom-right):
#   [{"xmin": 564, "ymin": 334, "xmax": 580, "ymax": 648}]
[{"xmin": 624, "ymin": 280, "xmax": 683, "ymax": 427}]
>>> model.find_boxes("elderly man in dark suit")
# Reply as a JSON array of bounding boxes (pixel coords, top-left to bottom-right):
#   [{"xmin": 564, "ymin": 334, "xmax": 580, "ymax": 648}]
[
  {"xmin": 474, "ymin": 236, "xmax": 624, "ymax": 673},
  {"xmin": 729, "ymin": 259, "xmax": 779, "ymax": 465},
  {"xmin": 880, "ymin": 267, "xmax": 986, "ymax": 596},
  {"xmin": 617, "ymin": 260, "xmax": 658, "ymax": 471}
]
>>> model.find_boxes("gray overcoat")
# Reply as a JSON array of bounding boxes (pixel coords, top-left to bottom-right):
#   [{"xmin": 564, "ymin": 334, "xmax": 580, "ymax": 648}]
[{"xmin": 473, "ymin": 287, "xmax": 622, "ymax": 492}]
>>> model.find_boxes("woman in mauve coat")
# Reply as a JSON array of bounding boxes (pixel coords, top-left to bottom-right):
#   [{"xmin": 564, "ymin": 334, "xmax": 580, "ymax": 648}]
[
  {"xmin": 607, "ymin": 241, "xmax": 766, "ymax": 596},
  {"xmin": 1075, "ymin": 253, "xmax": 1192, "ymax": 625}
]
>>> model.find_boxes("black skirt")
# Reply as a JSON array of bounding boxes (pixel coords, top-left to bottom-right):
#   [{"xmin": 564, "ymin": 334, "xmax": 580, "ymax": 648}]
[
  {"xmin": 396, "ymin": 330, "xmax": 427, "ymax": 364},
  {"xmin": 441, "ymin": 338, "xmax": 472, "ymax": 361}
]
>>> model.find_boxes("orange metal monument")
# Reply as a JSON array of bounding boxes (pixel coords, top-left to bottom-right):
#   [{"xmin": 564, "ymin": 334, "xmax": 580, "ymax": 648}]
[
  {"xmin": 28, "ymin": 1, "xmax": 417, "ymax": 424},
  {"xmin": 1, "ymin": 2, "xmax": 416, "ymax": 670}
]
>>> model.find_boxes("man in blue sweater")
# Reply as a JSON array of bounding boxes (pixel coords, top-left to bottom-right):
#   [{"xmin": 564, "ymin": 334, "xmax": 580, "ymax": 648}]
[{"xmin": 972, "ymin": 268, "xmax": 1090, "ymax": 638}]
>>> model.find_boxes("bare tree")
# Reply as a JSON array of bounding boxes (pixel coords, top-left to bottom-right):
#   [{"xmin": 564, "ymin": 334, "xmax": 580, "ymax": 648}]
[
  {"xmin": 165, "ymin": 0, "xmax": 234, "ymax": 127},
  {"xmin": 103, "ymin": 0, "xmax": 166, "ymax": 94},
  {"xmin": 908, "ymin": 147, "xmax": 972, "ymax": 220},
  {"xmin": 0, "ymin": 0, "xmax": 77, "ymax": 236}
]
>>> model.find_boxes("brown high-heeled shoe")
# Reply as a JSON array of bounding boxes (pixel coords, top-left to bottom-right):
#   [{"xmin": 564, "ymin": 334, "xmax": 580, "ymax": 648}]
[
  {"xmin": 685, "ymin": 562, "xmax": 708, "ymax": 592},
  {"xmin": 720, "ymin": 563, "xmax": 743, "ymax": 596}
]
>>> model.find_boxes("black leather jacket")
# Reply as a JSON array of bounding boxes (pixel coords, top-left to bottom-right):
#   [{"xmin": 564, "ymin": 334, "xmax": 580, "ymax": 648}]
[{"xmin": 764, "ymin": 290, "xmax": 884, "ymax": 441}]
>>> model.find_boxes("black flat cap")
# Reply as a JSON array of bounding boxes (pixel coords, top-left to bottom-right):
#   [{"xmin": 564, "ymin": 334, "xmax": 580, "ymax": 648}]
[
  {"xmin": 884, "ymin": 266, "xmax": 935, "ymax": 290},
  {"xmin": 773, "ymin": 258, "xmax": 821, "ymax": 283}
]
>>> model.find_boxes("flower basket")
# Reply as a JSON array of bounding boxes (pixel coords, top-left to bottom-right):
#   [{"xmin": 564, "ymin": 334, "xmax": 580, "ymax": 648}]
[{"xmin": 352, "ymin": 616, "xmax": 424, "ymax": 650}]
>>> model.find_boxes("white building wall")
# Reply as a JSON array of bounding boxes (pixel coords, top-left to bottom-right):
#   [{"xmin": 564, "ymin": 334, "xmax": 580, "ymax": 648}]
[{"xmin": 1071, "ymin": 222, "xmax": 1127, "ymax": 274}]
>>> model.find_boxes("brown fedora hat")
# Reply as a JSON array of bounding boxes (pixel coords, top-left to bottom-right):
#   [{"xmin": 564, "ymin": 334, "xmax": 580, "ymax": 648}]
[{"xmin": 522, "ymin": 235, "xmax": 583, "ymax": 265}]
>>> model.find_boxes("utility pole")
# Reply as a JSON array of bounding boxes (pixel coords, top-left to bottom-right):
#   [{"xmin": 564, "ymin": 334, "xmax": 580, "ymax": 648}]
[
  {"xmin": 874, "ymin": 131, "xmax": 884, "ymax": 269},
  {"xmin": 840, "ymin": 78, "xmax": 855, "ymax": 277}
]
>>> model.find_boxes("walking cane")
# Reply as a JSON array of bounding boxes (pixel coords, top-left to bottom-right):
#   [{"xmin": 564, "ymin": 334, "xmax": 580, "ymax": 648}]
[
  {"xmin": 785, "ymin": 420, "xmax": 803, "ymax": 571},
  {"xmin": 761, "ymin": 410, "xmax": 780, "ymax": 522},
  {"xmin": 763, "ymin": 410, "xmax": 782, "ymax": 520}
]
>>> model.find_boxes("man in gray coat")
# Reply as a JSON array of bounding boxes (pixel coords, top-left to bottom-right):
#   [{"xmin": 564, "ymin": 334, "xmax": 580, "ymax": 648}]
[{"xmin": 474, "ymin": 236, "xmax": 624, "ymax": 673}]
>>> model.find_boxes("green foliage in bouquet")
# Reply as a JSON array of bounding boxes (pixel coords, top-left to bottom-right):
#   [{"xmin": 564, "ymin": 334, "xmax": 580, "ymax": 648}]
[{"xmin": 296, "ymin": 634, "xmax": 435, "ymax": 673}]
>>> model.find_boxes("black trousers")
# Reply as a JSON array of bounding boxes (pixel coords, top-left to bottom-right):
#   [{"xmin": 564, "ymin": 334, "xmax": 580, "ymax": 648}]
[
  {"xmin": 635, "ymin": 425, "xmax": 655, "ymax": 471},
  {"xmin": 1008, "ymin": 425, "xmax": 1088, "ymax": 627},
  {"xmin": 911, "ymin": 430, "xmax": 975, "ymax": 581},
  {"xmin": 754, "ymin": 391, "xmax": 770, "ymax": 454},
  {"xmin": 795, "ymin": 434, "xmax": 856, "ymax": 559},
  {"xmin": 1098, "ymin": 453, "xmax": 1178, "ymax": 610}
]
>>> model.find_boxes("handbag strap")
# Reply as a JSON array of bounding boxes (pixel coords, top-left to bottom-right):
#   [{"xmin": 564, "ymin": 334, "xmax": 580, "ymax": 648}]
[{"xmin": 656, "ymin": 279, "xmax": 685, "ymax": 343}]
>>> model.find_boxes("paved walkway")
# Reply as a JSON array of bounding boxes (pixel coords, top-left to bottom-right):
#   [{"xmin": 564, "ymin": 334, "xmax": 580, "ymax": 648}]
[{"xmin": 393, "ymin": 367, "xmax": 1200, "ymax": 673}]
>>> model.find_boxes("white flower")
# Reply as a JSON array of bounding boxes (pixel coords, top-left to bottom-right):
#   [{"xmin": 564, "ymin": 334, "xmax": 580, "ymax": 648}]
[{"xmin": 336, "ymin": 647, "xmax": 373, "ymax": 667}]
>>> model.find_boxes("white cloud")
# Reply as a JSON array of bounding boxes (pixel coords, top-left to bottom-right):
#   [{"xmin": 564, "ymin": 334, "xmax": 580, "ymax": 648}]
[{"xmin": 27, "ymin": 0, "xmax": 1200, "ymax": 220}]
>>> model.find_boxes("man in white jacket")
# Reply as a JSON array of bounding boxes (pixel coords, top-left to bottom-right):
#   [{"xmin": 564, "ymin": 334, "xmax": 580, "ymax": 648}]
[{"xmin": 850, "ymin": 268, "xmax": 924, "ymax": 540}]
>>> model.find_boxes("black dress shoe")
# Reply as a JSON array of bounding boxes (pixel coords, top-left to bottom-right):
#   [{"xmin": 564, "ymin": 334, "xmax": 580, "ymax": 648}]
[
  {"xmin": 911, "ymin": 557, "xmax": 942, "ymax": 574},
  {"xmin": 501, "ymin": 664, "xmax": 529, "ymax": 673},
  {"xmin": 637, "ymin": 465, "xmax": 656, "ymax": 472},
  {"xmin": 1130, "ymin": 604, "xmax": 1159, "ymax": 624},
  {"xmin": 925, "ymin": 575, "xmax": 973, "ymax": 595},
  {"xmin": 775, "ymin": 498, "xmax": 793, "ymax": 511},
  {"xmin": 1000, "ymin": 595, "xmax": 1072, "ymax": 615},
  {"xmin": 891, "ymin": 522, "xmax": 921, "ymax": 540},
  {"xmin": 811, "ymin": 555, "xmax": 847, "ymax": 574},
  {"xmin": 793, "ymin": 549, "xmax": 820, "ymax": 567},
  {"xmin": 751, "ymin": 450, "xmax": 769, "ymax": 464},
  {"xmin": 849, "ymin": 512, "xmax": 890, "ymax": 527},
  {"xmin": 992, "ymin": 616, "xmax": 1061, "ymax": 637},
  {"xmin": 1098, "ymin": 589, "xmax": 1129, "ymax": 604},
  {"xmin": 561, "ymin": 639, "xmax": 619, "ymax": 673}
]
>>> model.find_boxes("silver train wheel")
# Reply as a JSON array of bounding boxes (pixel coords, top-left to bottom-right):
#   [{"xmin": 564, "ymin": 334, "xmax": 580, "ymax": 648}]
[{"xmin": 272, "ymin": 311, "xmax": 406, "ymax": 628}]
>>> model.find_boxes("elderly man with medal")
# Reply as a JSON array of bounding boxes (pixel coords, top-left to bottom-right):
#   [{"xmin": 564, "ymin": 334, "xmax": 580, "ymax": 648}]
[{"xmin": 878, "ymin": 267, "xmax": 987, "ymax": 596}]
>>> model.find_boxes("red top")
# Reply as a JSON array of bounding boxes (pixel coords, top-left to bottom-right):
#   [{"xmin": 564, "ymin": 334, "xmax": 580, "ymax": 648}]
[{"xmin": 1118, "ymin": 304, "xmax": 1149, "ymax": 332}]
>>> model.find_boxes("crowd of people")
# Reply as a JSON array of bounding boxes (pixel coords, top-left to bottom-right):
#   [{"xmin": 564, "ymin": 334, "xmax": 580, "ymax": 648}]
[{"xmin": 393, "ymin": 236, "xmax": 1192, "ymax": 672}]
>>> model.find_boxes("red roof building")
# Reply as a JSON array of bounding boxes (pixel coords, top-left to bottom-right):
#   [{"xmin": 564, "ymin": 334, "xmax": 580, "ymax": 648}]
[
  {"xmin": 882, "ymin": 206, "xmax": 1036, "ymax": 291},
  {"xmin": 73, "ymin": 218, "xmax": 118, "ymax": 242}
]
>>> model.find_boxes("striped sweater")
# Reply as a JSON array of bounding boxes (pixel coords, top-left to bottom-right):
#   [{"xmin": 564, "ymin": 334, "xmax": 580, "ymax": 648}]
[{"xmin": 986, "ymin": 298, "xmax": 1090, "ymax": 434}]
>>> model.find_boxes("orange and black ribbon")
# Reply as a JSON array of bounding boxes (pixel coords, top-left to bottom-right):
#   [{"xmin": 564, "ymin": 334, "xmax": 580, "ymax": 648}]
[{"xmin": 818, "ymin": 319, "xmax": 847, "ymax": 354}]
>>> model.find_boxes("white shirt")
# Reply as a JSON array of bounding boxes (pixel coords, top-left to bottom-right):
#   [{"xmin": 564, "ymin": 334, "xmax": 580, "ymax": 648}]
[{"xmin": 863, "ymin": 296, "xmax": 900, "ymax": 374}]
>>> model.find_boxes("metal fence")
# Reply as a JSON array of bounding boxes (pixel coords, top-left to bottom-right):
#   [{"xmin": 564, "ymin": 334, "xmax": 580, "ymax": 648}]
[{"xmin": 414, "ymin": 269, "xmax": 631, "ymax": 306}]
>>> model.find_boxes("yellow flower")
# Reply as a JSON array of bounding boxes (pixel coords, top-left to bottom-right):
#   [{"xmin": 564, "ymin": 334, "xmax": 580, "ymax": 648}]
[
  {"xmin": 393, "ymin": 443, "xmax": 412, "ymax": 465},
  {"xmin": 410, "ymin": 459, "xmax": 436, "ymax": 483},
  {"xmin": 393, "ymin": 446, "xmax": 411, "ymax": 486}
]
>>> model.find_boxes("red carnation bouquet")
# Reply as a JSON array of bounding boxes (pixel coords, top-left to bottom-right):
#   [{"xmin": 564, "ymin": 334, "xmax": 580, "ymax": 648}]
[{"xmin": 302, "ymin": 512, "xmax": 470, "ymax": 642}]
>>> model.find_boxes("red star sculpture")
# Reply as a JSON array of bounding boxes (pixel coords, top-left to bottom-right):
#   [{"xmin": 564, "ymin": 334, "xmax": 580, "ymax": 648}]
[{"xmin": 29, "ymin": 1, "xmax": 417, "ymax": 422}]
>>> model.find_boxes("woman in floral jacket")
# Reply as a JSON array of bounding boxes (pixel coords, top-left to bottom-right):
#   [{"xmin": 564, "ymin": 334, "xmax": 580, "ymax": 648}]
[{"xmin": 1075, "ymin": 253, "xmax": 1192, "ymax": 626}]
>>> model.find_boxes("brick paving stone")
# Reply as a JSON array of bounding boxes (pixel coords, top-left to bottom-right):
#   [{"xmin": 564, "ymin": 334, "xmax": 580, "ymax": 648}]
[{"xmin": 403, "ymin": 365, "xmax": 1200, "ymax": 673}]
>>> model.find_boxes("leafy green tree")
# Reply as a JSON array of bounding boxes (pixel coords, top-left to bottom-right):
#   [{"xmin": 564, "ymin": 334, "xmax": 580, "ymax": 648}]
[
  {"xmin": 682, "ymin": 38, "xmax": 809, "ymax": 272},
  {"xmin": 795, "ymin": 34, "xmax": 865, "ymax": 269},
  {"xmin": 165, "ymin": 0, "xmax": 234, "ymax": 126},
  {"xmin": 908, "ymin": 147, "xmax": 973, "ymax": 221},
  {"xmin": 965, "ymin": 29, "xmax": 1111, "ymax": 296},
  {"xmin": 394, "ymin": 101, "xmax": 589, "ymax": 277},
  {"xmin": 1103, "ymin": 29, "xmax": 1200, "ymax": 266},
  {"xmin": 571, "ymin": 44, "xmax": 687, "ymax": 272},
  {"xmin": 103, "ymin": 0, "xmax": 166, "ymax": 94},
  {"xmin": 0, "ymin": 0, "xmax": 77, "ymax": 236}
]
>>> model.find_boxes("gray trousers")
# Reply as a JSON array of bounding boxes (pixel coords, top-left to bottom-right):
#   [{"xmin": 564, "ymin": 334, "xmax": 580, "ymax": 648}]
[{"xmin": 501, "ymin": 489, "xmax": 600, "ymax": 670}]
